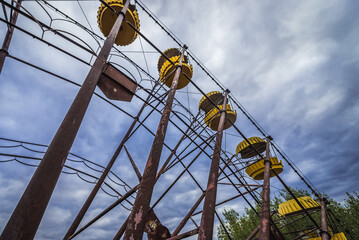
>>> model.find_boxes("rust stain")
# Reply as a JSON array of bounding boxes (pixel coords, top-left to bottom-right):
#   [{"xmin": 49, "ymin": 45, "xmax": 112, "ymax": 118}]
[{"xmin": 134, "ymin": 206, "xmax": 143, "ymax": 230}]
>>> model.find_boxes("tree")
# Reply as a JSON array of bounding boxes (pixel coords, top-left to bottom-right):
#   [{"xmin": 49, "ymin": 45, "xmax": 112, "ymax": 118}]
[{"xmin": 217, "ymin": 188, "xmax": 359, "ymax": 240}]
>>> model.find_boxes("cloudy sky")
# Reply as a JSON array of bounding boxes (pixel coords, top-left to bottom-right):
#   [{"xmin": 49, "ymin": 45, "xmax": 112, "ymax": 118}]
[{"xmin": 0, "ymin": 0, "xmax": 359, "ymax": 239}]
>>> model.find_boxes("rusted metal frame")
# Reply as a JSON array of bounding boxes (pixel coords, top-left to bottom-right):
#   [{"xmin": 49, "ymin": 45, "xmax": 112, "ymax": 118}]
[
  {"xmin": 124, "ymin": 20, "xmax": 179, "ymax": 71},
  {"xmin": 149, "ymin": 137, "xmax": 213, "ymax": 212},
  {"xmin": 134, "ymin": 0, "xmax": 228, "ymax": 92},
  {"xmin": 134, "ymin": 0, "xmax": 182, "ymax": 47},
  {"xmin": 124, "ymin": 46, "xmax": 187, "ymax": 240},
  {"xmin": 134, "ymin": 83, "xmax": 216, "ymax": 151},
  {"xmin": 1, "ymin": 1, "xmax": 9, "ymax": 27},
  {"xmin": 168, "ymin": 228, "xmax": 200, "ymax": 240},
  {"xmin": 137, "ymin": 0, "xmax": 320, "ymax": 208},
  {"xmin": 113, "ymin": 217, "xmax": 129, "ymax": 240},
  {"xmin": 118, "ymin": 21, "xmax": 201, "ymax": 119},
  {"xmin": 327, "ymin": 209, "xmax": 353, "ymax": 238},
  {"xmin": 124, "ymin": 145, "xmax": 142, "ymax": 181},
  {"xmin": 190, "ymin": 217, "xmax": 199, "ymax": 228},
  {"xmin": 0, "ymin": 152, "xmax": 126, "ymax": 200},
  {"xmin": 163, "ymin": 128, "xmax": 214, "ymax": 173},
  {"xmin": 70, "ymin": 129, "xmax": 184, "ymax": 240},
  {"xmin": 1, "ymin": 0, "xmax": 95, "ymax": 55},
  {"xmin": 271, "ymin": 169, "xmax": 321, "ymax": 230},
  {"xmin": 219, "ymin": 156, "xmax": 284, "ymax": 238},
  {"xmin": 9, "ymin": 54, "xmax": 143, "ymax": 126},
  {"xmin": 113, "ymin": 133, "xmax": 208, "ymax": 239},
  {"xmin": 218, "ymin": 164, "xmax": 260, "ymax": 216},
  {"xmin": 192, "ymin": 186, "xmax": 261, "ymax": 217},
  {"xmin": 0, "ymin": 137, "xmax": 126, "ymax": 179},
  {"xmin": 132, "ymin": 6, "xmax": 316, "ymax": 236},
  {"xmin": 68, "ymin": 186, "xmax": 138, "ymax": 240},
  {"xmin": 198, "ymin": 90, "xmax": 229, "ymax": 240},
  {"xmin": 275, "ymin": 209, "xmax": 319, "ymax": 229},
  {"xmin": 164, "ymin": 141, "xmax": 228, "ymax": 236},
  {"xmin": 155, "ymin": 112, "xmax": 199, "ymax": 169},
  {"xmin": 147, "ymin": 89, "xmax": 169, "ymax": 106},
  {"xmin": 228, "ymin": 90, "xmax": 321, "ymax": 199},
  {"xmin": 320, "ymin": 198, "xmax": 330, "ymax": 240},
  {"xmin": 1, "ymin": 2, "xmax": 130, "ymax": 239},
  {"xmin": 39, "ymin": 0, "xmax": 104, "ymax": 42},
  {"xmin": 131, "ymin": 84, "xmax": 206, "ymax": 158},
  {"xmin": 276, "ymin": 210, "xmax": 318, "ymax": 228},
  {"xmin": 64, "ymin": 79, "xmax": 160, "ymax": 240},
  {"xmin": 40, "ymin": 0, "xmax": 181, "ymax": 102},
  {"xmin": 218, "ymin": 183, "xmax": 262, "ymax": 187},
  {"xmin": 133, "ymin": 2, "xmax": 321, "ymax": 235},
  {"xmin": 229, "ymin": 158, "xmax": 263, "ymax": 204},
  {"xmin": 0, "ymin": 18, "xmax": 90, "ymax": 66},
  {"xmin": 172, "ymin": 192, "xmax": 206, "ymax": 237},
  {"xmin": 259, "ymin": 137, "xmax": 272, "ymax": 240},
  {"xmin": 132, "ymin": 86, "xmax": 202, "ymax": 144},
  {"xmin": 282, "ymin": 226, "xmax": 317, "ymax": 236},
  {"xmin": 246, "ymin": 225, "xmax": 260, "ymax": 240},
  {"xmin": 270, "ymin": 144, "xmax": 321, "ymax": 199},
  {"xmin": 215, "ymin": 210, "xmax": 232, "ymax": 240},
  {"xmin": 218, "ymin": 163, "xmax": 249, "ymax": 182},
  {"xmin": 0, "ymin": 0, "xmax": 21, "ymax": 74},
  {"xmin": 220, "ymin": 158, "xmax": 261, "ymax": 207},
  {"xmin": 126, "ymin": 90, "xmax": 169, "ymax": 140},
  {"xmin": 156, "ymin": 117, "xmax": 206, "ymax": 178},
  {"xmin": 292, "ymin": 227, "xmax": 319, "ymax": 240},
  {"xmin": 218, "ymin": 161, "xmax": 248, "ymax": 182}
]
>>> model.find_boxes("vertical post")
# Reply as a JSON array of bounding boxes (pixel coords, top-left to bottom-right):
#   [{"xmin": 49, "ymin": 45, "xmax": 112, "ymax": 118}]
[
  {"xmin": 63, "ymin": 82, "xmax": 157, "ymax": 240},
  {"xmin": 198, "ymin": 90, "xmax": 229, "ymax": 240},
  {"xmin": 259, "ymin": 136, "xmax": 272, "ymax": 240},
  {"xmin": 0, "ymin": 0, "xmax": 22, "ymax": 74},
  {"xmin": 0, "ymin": 1, "xmax": 130, "ymax": 239},
  {"xmin": 124, "ymin": 46, "xmax": 187, "ymax": 240},
  {"xmin": 321, "ymin": 198, "xmax": 330, "ymax": 240}
]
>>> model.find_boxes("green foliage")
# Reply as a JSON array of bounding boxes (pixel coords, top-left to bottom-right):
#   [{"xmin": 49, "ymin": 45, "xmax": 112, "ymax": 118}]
[
  {"xmin": 217, "ymin": 205, "xmax": 260, "ymax": 240},
  {"xmin": 217, "ymin": 189, "xmax": 359, "ymax": 240}
]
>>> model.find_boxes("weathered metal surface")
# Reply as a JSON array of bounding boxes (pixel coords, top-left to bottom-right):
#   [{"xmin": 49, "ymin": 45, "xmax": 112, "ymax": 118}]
[
  {"xmin": 64, "ymin": 81, "xmax": 160, "ymax": 239},
  {"xmin": 198, "ymin": 90, "xmax": 229, "ymax": 240},
  {"xmin": 0, "ymin": 0, "xmax": 22, "ymax": 74},
  {"xmin": 124, "ymin": 46, "xmax": 187, "ymax": 240},
  {"xmin": 321, "ymin": 198, "xmax": 330, "ymax": 240},
  {"xmin": 168, "ymin": 228, "xmax": 200, "ymax": 240},
  {"xmin": 259, "ymin": 136, "xmax": 272, "ymax": 240},
  {"xmin": 0, "ymin": 1, "xmax": 130, "ymax": 239},
  {"xmin": 98, "ymin": 63, "xmax": 137, "ymax": 101}
]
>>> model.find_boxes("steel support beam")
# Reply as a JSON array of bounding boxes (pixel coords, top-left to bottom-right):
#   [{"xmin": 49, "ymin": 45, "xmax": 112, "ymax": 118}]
[
  {"xmin": 320, "ymin": 198, "xmax": 330, "ymax": 240},
  {"xmin": 259, "ymin": 136, "xmax": 272, "ymax": 240},
  {"xmin": 168, "ymin": 228, "xmax": 199, "ymax": 240},
  {"xmin": 0, "ymin": 1, "xmax": 130, "ymax": 239},
  {"xmin": 198, "ymin": 90, "xmax": 229, "ymax": 240},
  {"xmin": 246, "ymin": 225, "xmax": 260, "ymax": 240},
  {"xmin": 124, "ymin": 46, "xmax": 187, "ymax": 240},
  {"xmin": 0, "ymin": 0, "xmax": 22, "ymax": 74},
  {"xmin": 64, "ymin": 76, "xmax": 157, "ymax": 240}
]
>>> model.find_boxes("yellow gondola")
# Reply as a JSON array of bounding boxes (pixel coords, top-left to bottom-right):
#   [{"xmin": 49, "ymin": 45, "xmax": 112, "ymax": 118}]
[
  {"xmin": 306, "ymin": 232, "xmax": 347, "ymax": 240},
  {"xmin": 199, "ymin": 91, "xmax": 237, "ymax": 131},
  {"xmin": 245, "ymin": 157, "xmax": 283, "ymax": 180},
  {"xmin": 97, "ymin": 0, "xmax": 140, "ymax": 46},
  {"xmin": 278, "ymin": 196, "xmax": 320, "ymax": 217},
  {"xmin": 157, "ymin": 48, "xmax": 193, "ymax": 89},
  {"xmin": 198, "ymin": 91, "xmax": 223, "ymax": 113},
  {"xmin": 236, "ymin": 136, "xmax": 266, "ymax": 159},
  {"xmin": 203, "ymin": 104, "xmax": 237, "ymax": 131}
]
